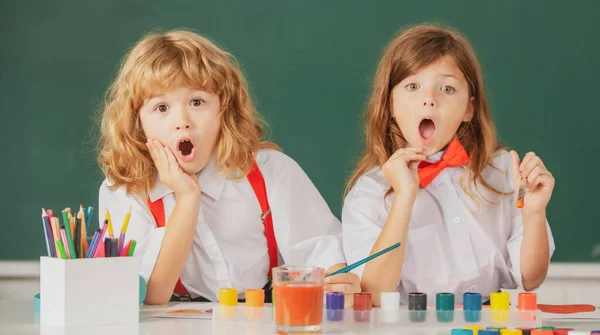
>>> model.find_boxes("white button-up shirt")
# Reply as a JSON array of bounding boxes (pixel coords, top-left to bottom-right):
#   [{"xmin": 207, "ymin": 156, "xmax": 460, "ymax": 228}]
[
  {"xmin": 342, "ymin": 150, "xmax": 555, "ymax": 304},
  {"xmin": 99, "ymin": 149, "xmax": 346, "ymax": 301}
]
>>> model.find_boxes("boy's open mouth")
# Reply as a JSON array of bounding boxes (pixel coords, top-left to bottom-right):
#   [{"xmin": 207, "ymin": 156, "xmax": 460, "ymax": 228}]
[
  {"xmin": 179, "ymin": 140, "xmax": 194, "ymax": 156},
  {"xmin": 176, "ymin": 138, "xmax": 196, "ymax": 163}
]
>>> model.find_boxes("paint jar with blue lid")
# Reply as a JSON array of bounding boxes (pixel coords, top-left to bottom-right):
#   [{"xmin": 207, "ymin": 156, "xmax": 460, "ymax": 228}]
[
  {"xmin": 326, "ymin": 292, "xmax": 344, "ymax": 322},
  {"xmin": 463, "ymin": 292, "xmax": 482, "ymax": 322},
  {"xmin": 479, "ymin": 330, "xmax": 501, "ymax": 335}
]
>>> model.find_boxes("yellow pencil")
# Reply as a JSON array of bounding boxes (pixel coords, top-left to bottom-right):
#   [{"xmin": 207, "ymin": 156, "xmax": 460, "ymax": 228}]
[
  {"xmin": 78, "ymin": 206, "xmax": 89, "ymax": 257},
  {"xmin": 70, "ymin": 216, "xmax": 75, "ymax": 237},
  {"xmin": 51, "ymin": 217, "xmax": 61, "ymax": 252},
  {"xmin": 105, "ymin": 208, "xmax": 114, "ymax": 238},
  {"xmin": 121, "ymin": 205, "xmax": 132, "ymax": 234}
]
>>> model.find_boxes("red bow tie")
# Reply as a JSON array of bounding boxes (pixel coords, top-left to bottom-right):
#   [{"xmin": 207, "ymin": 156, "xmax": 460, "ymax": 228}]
[{"xmin": 418, "ymin": 138, "xmax": 470, "ymax": 188}]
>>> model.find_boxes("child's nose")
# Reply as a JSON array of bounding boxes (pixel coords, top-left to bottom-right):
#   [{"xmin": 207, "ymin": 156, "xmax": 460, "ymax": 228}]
[
  {"xmin": 422, "ymin": 98, "xmax": 435, "ymax": 108},
  {"xmin": 421, "ymin": 88, "xmax": 436, "ymax": 108},
  {"xmin": 173, "ymin": 109, "xmax": 192, "ymax": 130}
]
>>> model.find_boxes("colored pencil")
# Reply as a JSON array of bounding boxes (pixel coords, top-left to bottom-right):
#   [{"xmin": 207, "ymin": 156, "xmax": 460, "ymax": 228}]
[
  {"xmin": 74, "ymin": 217, "xmax": 81, "ymax": 258},
  {"xmin": 60, "ymin": 226, "xmax": 70, "ymax": 259},
  {"xmin": 85, "ymin": 206, "xmax": 93, "ymax": 230},
  {"xmin": 118, "ymin": 232, "xmax": 126, "ymax": 255},
  {"xmin": 86, "ymin": 230, "xmax": 101, "ymax": 258},
  {"xmin": 120, "ymin": 240, "xmax": 132, "ymax": 256},
  {"xmin": 92, "ymin": 221, "xmax": 108, "ymax": 258},
  {"xmin": 41, "ymin": 209, "xmax": 54, "ymax": 257},
  {"xmin": 121, "ymin": 205, "xmax": 132, "ymax": 234},
  {"xmin": 128, "ymin": 240, "xmax": 137, "ymax": 256},
  {"xmin": 51, "ymin": 217, "xmax": 61, "ymax": 254},
  {"xmin": 78, "ymin": 206, "xmax": 89, "ymax": 257},
  {"xmin": 56, "ymin": 240, "xmax": 67, "ymax": 259},
  {"xmin": 105, "ymin": 208, "xmax": 114, "ymax": 238},
  {"xmin": 61, "ymin": 210, "xmax": 76, "ymax": 259}
]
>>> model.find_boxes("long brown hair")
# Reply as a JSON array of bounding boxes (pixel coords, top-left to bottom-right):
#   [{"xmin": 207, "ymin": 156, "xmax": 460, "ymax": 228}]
[
  {"xmin": 346, "ymin": 24, "xmax": 502, "ymax": 199},
  {"xmin": 98, "ymin": 30, "xmax": 279, "ymax": 198}
]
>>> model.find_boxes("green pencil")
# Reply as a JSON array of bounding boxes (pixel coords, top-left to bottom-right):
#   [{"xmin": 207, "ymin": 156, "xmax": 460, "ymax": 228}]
[
  {"xmin": 61, "ymin": 210, "xmax": 77, "ymax": 259},
  {"xmin": 325, "ymin": 242, "xmax": 401, "ymax": 277},
  {"xmin": 128, "ymin": 240, "xmax": 137, "ymax": 256},
  {"xmin": 56, "ymin": 240, "xmax": 67, "ymax": 259}
]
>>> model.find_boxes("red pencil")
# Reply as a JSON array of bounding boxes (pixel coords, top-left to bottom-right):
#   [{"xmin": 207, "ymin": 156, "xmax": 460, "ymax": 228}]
[
  {"xmin": 120, "ymin": 240, "xmax": 132, "ymax": 257},
  {"xmin": 92, "ymin": 221, "xmax": 108, "ymax": 258}
]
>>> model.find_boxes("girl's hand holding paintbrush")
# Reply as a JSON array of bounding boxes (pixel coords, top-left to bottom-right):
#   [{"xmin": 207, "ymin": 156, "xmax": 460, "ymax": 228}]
[
  {"xmin": 323, "ymin": 242, "xmax": 401, "ymax": 308},
  {"xmin": 510, "ymin": 150, "xmax": 554, "ymax": 291},
  {"xmin": 510, "ymin": 150, "xmax": 555, "ymax": 214},
  {"xmin": 324, "ymin": 270, "xmax": 361, "ymax": 309}
]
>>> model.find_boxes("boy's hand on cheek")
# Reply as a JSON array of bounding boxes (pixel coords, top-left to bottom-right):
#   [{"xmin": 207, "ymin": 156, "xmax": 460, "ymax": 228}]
[{"xmin": 147, "ymin": 138, "xmax": 201, "ymax": 198}]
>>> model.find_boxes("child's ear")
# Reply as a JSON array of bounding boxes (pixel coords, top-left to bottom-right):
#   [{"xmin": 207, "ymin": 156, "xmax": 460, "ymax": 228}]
[{"xmin": 463, "ymin": 96, "xmax": 475, "ymax": 122}]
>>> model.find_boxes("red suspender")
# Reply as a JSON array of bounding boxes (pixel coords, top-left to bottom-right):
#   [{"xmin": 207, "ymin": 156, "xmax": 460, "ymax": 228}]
[
  {"xmin": 246, "ymin": 160, "xmax": 278, "ymax": 278},
  {"xmin": 147, "ymin": 159, "xmax": 277, "ymax": 298}
]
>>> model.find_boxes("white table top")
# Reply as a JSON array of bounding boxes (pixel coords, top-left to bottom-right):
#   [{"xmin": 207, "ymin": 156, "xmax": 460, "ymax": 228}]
[{"xmin": 1, "ymin": 300, "xmax": 599, "ymax": 335}]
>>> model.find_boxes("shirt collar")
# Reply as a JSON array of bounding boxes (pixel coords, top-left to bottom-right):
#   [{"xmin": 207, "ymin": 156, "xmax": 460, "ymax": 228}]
[
  {"xmin": 425, "ymin": 149, "xmax": 445, "ymax": 163},
  {"xmin": 148, "ymin": 154, "xmax": 226, "ymax": 202}
]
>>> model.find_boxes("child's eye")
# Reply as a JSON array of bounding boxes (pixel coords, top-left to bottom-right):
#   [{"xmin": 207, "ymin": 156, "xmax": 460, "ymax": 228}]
[
  {"xmin": 155, "ymin": 104, "xmax": 168, "ymax": 113},
  {"xmin": 405, "ymin": 83, "xmax": 420, "ymax": 91},
  {"xmin": 441, "ymin": 86, "xmax": 456, "ymax": 94},
  {"xmin": 191, "ymin": 99, "xmax": 205, "ymax": 107}
]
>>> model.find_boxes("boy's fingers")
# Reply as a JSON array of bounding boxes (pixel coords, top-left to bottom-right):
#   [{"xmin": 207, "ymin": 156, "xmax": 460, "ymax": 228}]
[
  {"xmin": 164, "ymin": 146, "xmax": 181, "ymax": 174},
  {"xmin": 152, "ymin": 140, "xmax": 169, "ymax": 173}
]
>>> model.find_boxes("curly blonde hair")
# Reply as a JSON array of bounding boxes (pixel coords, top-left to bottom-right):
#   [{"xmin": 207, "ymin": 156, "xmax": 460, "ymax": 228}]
[{"xmin": 98, "ymin": 29, "xmax": 278, "ymax": 198}]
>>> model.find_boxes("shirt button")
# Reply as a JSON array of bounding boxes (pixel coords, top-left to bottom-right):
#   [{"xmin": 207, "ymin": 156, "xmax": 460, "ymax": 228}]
[{"xmin": 453, "ymin": 217, "xmax": 460, "ymax": 223}]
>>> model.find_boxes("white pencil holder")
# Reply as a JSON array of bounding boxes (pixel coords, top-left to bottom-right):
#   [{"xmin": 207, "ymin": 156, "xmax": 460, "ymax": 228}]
[{"xmin": 40, "ymin": 256, "xmax": 140, "ymax": 327}]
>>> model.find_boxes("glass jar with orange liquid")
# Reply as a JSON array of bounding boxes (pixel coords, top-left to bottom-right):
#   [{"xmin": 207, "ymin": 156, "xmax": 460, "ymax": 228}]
[{"xmin": 272, "ymin": 266, "xmax": 325, "ymax": 334}]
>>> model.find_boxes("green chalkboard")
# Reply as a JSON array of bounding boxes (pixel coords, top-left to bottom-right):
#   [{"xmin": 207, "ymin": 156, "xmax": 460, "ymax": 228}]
[{"xmin": 1, "ymin": 0, "xmax": 599, "ymax": 262}]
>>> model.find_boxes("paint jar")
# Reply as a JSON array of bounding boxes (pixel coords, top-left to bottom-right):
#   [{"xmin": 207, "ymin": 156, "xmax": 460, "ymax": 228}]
[
  {"xmin": 464, "ymin": 292, "xmax": 482, "ymax": 323},
  {"xmin": 379, "ymin": 292, "xmax": 400, "ymax": 324},
  {"xmin": 490, "ymin": 292, "xmax": 510, "ymax": 323},
  {"xmin": 408, "ymin": 292, "xmax": 427, "ymax": 322},
  {"xmin": 353, "ymin": 292, "xmax": 372, "ymax": 322},
  {"xmin": 326, "ymin": 292, "xmax": 344, "ymax": 322},
  {"xmin": 244, "ymin": 289, "xmax": 264, "ymax": 320},
  {"xmin": 436, "ymin": 292, "xmax": 455, "ymax": 323}
]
